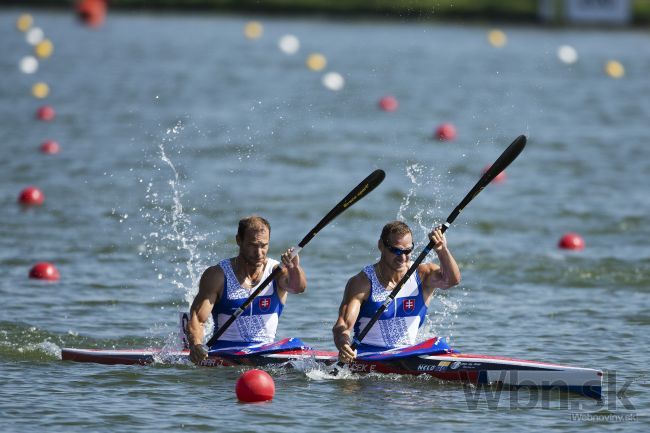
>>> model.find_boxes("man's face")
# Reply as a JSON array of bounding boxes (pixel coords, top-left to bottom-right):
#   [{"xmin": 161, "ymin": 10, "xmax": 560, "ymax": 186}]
[
  {"xmin": 379, "ymin": 232, "xmax": 413, "ymax": 272},
  {"xmin": 237, "ymin": 228, "xmax": 269, "ymax": 267}
]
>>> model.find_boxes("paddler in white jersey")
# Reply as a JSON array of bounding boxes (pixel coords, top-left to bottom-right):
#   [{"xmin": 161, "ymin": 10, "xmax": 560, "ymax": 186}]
[
  {"xmin": 333, "ymin": 220, "xmax": 461, "ymax": 363},
  {"xmin": 187, "ymin": 215, "xmax": 307, "ymax": 365}
]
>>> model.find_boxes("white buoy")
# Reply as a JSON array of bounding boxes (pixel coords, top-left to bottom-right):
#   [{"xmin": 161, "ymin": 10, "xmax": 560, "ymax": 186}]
[
  {"xmin": 278, "ymin": 34, "xmax": 300, "ymax": 55},
  {"xmin": 557, "ymin": 45, "xmax": 578, "ymax": 64},
  {"xmin": 322, "ymin": 72, "xmax": 344, "ymax": 91},
  {"xmin": 26, "ymin": 27, "xmax": 44, "ymax": 45},
  {"xmin": 19, "ymin": 56, "xmax": 39, "ymax": 74}
]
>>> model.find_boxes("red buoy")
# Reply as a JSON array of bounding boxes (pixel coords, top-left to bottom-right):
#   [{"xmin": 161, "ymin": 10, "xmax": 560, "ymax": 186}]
[
  {"xmin": 40, "ymin": 140, "xmax": 60, "ymax": 154},
  {"xmin": 36, "ymin": 105, "xmax": 56, "ymax": 121},
  {"xmin": 235, "ymin": 369, "xmax": 275, "ymax": 403},
  {"xmin": 18, "ymin": 186, "xmax": 45, "ymax": 206},
  {"xmin": 482, "ymin": 164, "xmax": 506, "ymax": 183},
  {"xmin": 434, "ymin": 123, "xmax": 457, "ymax": 141},
  {"xmin": 378, "ymin": 96, "xmax": 398, "ymax": 112},
  {"xmin": 29, "ymin": 262, "xmax": 60, "ymax": 281},
  {"xmin": 76, "ymin": 0, "xmax": 107, "ymax": 28},
  {"xmin": 558, "ymin": 233, "xmax": 585, "ymax": 251}
]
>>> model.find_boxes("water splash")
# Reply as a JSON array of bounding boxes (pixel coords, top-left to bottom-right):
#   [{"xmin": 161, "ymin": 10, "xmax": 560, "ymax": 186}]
[
  {"xmin": 138, "ymin": 121, "xmax": 216, "ymax": 349},
  {"xmin": 395, "ymin": 163, "xmax": 464, "ymax": 346},
  {"xmin": 396, "ymin": 163, "xmax": 445, "ymax": 251},
  {"xmin": 157, "ymin": 122, "xmax": 202, "ymax": 303}
]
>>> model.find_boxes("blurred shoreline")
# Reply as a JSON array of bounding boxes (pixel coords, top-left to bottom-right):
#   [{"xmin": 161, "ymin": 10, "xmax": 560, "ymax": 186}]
[{"xmin": 3, "ymin": 0, "xmax": 650, "ymax": 27}]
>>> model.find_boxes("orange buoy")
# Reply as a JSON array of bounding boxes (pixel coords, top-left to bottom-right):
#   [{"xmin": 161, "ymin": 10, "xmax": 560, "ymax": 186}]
[
  {"xmin": 378, "ymin": 96, "xmax": 398, "ymax": 112},
  {"xmin": 235, "ymin": 369, "xmax": 275, "ymax": 403},
  {"xmin": 558, "ymin": 233, "xmax": 585, "ymax": 251},
  {"xmin": 29, "ymin": 262, "xmax": 60, "ymax": 281},
  {"xmin": 40, "ymin": 140, "xmax": 60, "ymax": 154},
  {"xmin": 434, "ymin": 123, "xmax": 457, "ymax": 141},
  {"xmin": 36, "ymin": 105, "xmax": 56, "ymax": 121},
  {"xmin": 18, "ymin": 186, "xmax": 45, "ymax": 206},
  {"xmin": 76, "ymin": 0, "xmax": 107, "ymax": 28}
]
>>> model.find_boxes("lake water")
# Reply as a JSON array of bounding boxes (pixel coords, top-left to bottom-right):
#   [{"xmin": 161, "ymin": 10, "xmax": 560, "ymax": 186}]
[{"xmin": 0, "ymin": 9, "xmax": 648, "ymax": 432}]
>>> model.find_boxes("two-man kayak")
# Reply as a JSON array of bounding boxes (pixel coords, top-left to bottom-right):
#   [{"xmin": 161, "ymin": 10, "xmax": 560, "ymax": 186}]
[{"xmin": 61, "ymin": 336, "xmax": 603, "ymax": 399}]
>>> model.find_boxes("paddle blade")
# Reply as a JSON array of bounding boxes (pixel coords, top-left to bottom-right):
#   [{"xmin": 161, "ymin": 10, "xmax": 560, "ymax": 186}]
[
  {"xmin": 479, "ymin": 135, "xmax": 527, "ymax": 187},
  {"xmin": 298, "ymin": 169, "xmax": 385, "ymax": 247},
  {"xmin": 444, "ymin": 135, "xmax": 526, "ymax": 229}
]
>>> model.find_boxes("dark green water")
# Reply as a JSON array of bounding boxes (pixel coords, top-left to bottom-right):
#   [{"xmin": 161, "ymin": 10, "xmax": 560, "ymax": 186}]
[{"xmin": 1, "ymin": 10, "xmax": 648, "ymax": 432}]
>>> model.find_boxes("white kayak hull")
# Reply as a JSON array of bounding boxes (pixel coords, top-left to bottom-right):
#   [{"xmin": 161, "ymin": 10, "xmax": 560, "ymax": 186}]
[{"xmin": 61, "ymin": 346, "xmax": 602, "ymax": 399}]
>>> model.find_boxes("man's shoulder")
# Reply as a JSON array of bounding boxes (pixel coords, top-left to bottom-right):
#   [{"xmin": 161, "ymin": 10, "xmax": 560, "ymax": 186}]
[
  {"xmin": 347, "ymin": 270, "xmax": 371, "ymax": 292},
  {"xmin": 201, "ymin": 263, "xmax": 226, "ymax": 280}
]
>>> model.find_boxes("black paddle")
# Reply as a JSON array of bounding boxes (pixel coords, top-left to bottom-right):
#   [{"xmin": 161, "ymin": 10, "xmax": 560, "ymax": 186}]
[
  {"xmin": 206, "ymin": 169, "xmax": 386, "ymax": 348},
  {"xmin": 331, "ymin": 135, "xmax": 527, "ymax": 374}
]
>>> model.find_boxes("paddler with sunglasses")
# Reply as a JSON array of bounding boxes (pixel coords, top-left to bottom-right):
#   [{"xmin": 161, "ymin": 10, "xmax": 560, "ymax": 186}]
[{"xmin": 333, "ymin": 220, "xmax": 461, "ymax": 363}]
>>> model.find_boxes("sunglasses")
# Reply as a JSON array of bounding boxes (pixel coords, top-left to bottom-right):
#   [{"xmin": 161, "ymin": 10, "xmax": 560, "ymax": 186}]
[{"xmin": 382, "ymin": 238, "xmax": 414, "ymax": 256}]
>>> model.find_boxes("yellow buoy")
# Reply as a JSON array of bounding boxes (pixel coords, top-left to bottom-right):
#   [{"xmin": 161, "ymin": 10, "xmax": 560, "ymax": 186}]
[
  {"xmin": 32, "ymin": 82, "xmax": 50, "ymax": 99},
  {"xmin": 605, "ymin": 60, "xmax": 625, "ymax": 79},
  {"xmin": 17, "ymin": 14, "xmax": 33, "ymax": 32},
  {"xmin": 306, "ymin": 53, "xmax": 327, "ymax": 71},
  {"xmin": 35, "ymin": 39, "xmax": 54, "ymax": 59},
  {"xmin": 488, "ymin": 29, "xmax": 507, "ymax": 48},
  {"xmin": 244, "ymin": 21, "xmax": 263, "ymax": 40}
]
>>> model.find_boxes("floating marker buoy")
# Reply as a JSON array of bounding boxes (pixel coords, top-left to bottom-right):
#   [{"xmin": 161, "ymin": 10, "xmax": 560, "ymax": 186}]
[
  {"xmin": 29, "ymin": 262, "xmax": 60, "ymax": 281},
  {"xmin": 605, "ymin": 60, "xmax": 624, "ymax": 79},
  {"xmin": 17, "ymin": 14, "xmax": 33, "ymax": 32},
  {"xmin": 243, "ymin": 21, "xmax": 263, "ymax": 39},
  {"xmin": 76, "ymin": 0, "xmax": 107, "ymax": 27},
  {"xmin": 482, "ymin": 164, "xmax": 506, "ymax": 183},
  {"xmin": 558, "ymin": 233, "xmax": 585, "ymax": 251},
  {"xmin": 19, "ymin": 56, "xmax": 39, "ymax": 74},
  {"xmin": 322, "ymin": 72, "xmax": 344, "ymax": 91},
  {"xmin": 235, "ymin": 369, "xmax": 275, "ymax": 403},
  {"xmin": 306, "ymin": 53, "xmax": 327, "ymax": 71},
  {"xmin": 278, "ymin": 34, "xmax": 300, "ymax": 55},
  {"xmin": 557, "ymin": 45, "xmax": 578, "ymax": 64},
  {"xmin": 378, "ymin": 96, "xmax": 398, "ymax": 112},
  {"xmin": 35, "ymin": 39, "xmax": 54, "ymax": 59},
  {"xmin": 32, "ymin": 82, "xmax": 50, "ymax": 99},
  {"xmin": 26, "ymin": 27, "xmax": 44, "ymax": 45},
  {"xmin": 40, "ymin": 140, "xmax": 60, "ymax": 154},
  {"xmin": 18, "ymin": 186, "xmax": 45, "ymax": 206},
  {"xmin": 488, "ymin": 29, "xmax": 507, "ymax": 48},
  {"xmin": 36, "ymin": 105, "xmax": 56, "ymax": 121},
  {"xmin": 434, "ymin": 123, "xmax": 457, "ymax": 141}
]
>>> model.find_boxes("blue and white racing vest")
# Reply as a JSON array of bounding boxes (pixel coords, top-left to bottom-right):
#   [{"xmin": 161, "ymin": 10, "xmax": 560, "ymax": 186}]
[
  {"xmin": 353, "ymin": 264, "xmax": 428, "ymax": 350},
  {"xmin": 211, "ymin": 258, "xmax": 283, "ymax": 346}
]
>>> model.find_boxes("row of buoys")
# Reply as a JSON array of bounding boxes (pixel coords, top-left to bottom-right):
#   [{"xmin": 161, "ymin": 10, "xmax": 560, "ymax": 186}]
[
  {"xmin": 489, "ymin": 29, "xmax": 588, "ymax": 251},
  {"xmin": 240, "ymin": 20, "xmax": 588, "ymax": 256},
  {"xmin": 15, "ymin": 13, "xmax": 64, "ymax": 281},
  {"xmin": 491, "ymin": 28, "xmax": 624, "ymax": 78},
  {"xmin": 243, "ymin": 21, "xmax": 345, "ymax": 91}
]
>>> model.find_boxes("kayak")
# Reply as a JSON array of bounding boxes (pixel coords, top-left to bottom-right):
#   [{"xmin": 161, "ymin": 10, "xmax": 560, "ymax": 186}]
[{"xmin": 61, "ymin": 337, "xmax": 603, "ymax": 399}]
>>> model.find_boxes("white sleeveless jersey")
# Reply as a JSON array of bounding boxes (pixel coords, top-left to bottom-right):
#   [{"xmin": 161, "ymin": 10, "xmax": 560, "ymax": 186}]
[
  {"xmin": 353, "ymin": 264, "xmax": 427, "ymax": 349},
  {"xmin": 211, "ymin": 258, "xmax": 283, "ymax": 344}
]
